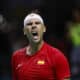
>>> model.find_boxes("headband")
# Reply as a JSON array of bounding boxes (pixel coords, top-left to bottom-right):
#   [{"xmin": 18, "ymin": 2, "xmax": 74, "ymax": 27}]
[{"xmin": 24, "ymin": 13, "xmax": 44, "ymax": 26}]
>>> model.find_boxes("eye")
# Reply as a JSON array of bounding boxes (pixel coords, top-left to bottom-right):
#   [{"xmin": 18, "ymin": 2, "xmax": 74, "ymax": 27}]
[
  {"xmin": 35, "ymin": 21, "xmax": 41, "ymax": 25},
  {"xmin": 26, "ymin": 22, "xmax": 32, "ymax": 26}
]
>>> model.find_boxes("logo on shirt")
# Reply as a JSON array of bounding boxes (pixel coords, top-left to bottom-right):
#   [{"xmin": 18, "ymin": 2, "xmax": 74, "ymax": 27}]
[
  {"xmin": 16, "ymin": 63, "xmax": 23, "ymax": 70},
  {"xmin": 37, "ymin": 60, "xmax": 45, "ymax": 65}
]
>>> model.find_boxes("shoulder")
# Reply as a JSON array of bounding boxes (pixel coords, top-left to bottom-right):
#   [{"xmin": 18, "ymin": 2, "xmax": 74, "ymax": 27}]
[
  {"xmin": 45, "ymin": 42, "xmax": 67, "ymax": 61},
  {"xmin": 45, "ymin": 42, "xmax": 64, "ymax": 55},
  {"xmin": 12, "ymin": 47, "xmax": 26, "ymax": 59}
]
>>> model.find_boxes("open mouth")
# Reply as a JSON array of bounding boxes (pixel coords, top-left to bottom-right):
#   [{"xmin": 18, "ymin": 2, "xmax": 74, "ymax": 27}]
[
  {"xmin": 32, "ymin": 32, "xmax": 38, "ymax": 36},
  {"xmin": 31, "ymin": 32, "xmax": 39, "ymax": 40}
]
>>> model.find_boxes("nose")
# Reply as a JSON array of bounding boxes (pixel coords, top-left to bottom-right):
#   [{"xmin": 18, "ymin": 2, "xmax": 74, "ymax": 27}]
[{"xmin": 32, "ymin": 26, "xmax": 36, "ymax": 29}]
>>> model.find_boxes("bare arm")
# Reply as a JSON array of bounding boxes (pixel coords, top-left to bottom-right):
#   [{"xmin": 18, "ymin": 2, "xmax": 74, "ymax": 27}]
[{"xmin": 64, "ymin": 78, "xmax": 70, "ymax": 80}]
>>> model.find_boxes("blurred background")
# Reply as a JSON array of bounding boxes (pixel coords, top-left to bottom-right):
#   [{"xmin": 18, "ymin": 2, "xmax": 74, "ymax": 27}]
[{"xmin": 0, "ymin": 0, "xmax": 80, "ymax": 80}]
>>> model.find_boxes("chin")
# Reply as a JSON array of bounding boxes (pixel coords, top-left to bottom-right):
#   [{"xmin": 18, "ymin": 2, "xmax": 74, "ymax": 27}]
[{"xmin": 32, "ymin": 39, "xmax": 41, "ymax": 44}]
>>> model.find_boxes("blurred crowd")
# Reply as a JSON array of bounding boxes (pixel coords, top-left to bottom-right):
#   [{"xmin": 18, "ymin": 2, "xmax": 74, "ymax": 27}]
[
  {"xmin": 65, "ymin": 8, "xmax": 80, "ymax": 80},
  {"xmin": 0, "ymin": 13, "xmax": 28, "ymax": 80}
]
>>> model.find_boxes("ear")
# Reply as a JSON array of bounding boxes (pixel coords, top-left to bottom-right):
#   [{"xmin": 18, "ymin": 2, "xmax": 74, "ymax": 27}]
[
  {"xmin": 43, "ymin": 25, "xmax": 46, "ymax": 32},
  {"xmin": 24, "ymin": 32, "xmax": 26, "ymax": 35},
  {"xmin": 23, "ymin": 28, "xmax": 26, "ymax": 35}
]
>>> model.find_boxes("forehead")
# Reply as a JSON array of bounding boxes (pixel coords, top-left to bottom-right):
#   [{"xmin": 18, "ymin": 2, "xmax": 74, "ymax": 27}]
[{"xmin": 26, "ymin": 18, "xmax": 42, "ymax": 23}]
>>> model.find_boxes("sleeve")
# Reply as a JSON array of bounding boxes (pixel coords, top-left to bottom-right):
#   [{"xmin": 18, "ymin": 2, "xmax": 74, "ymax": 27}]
[
  {"xmin": 11, "ymin": 52, "xmax": 17, "ymax": 80},
  {"xmin": 54, "ymin": 49, "xmax": 70, "ymax": 80}
]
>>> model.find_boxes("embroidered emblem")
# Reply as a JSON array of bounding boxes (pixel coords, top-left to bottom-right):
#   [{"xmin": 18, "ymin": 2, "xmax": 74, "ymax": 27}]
[{"xmin": 37, "ymin": 60, "xmax": 45, "ymax": 65}]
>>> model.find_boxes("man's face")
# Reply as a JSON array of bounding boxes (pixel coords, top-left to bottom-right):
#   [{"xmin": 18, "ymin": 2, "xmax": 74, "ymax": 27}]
[{"xmin": 24, "ymin": 19, "xmax": 46, "ymax": 43}]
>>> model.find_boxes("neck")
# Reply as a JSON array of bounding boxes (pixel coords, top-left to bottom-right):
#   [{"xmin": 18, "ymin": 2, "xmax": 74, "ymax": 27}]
[{"xmin": 27, "ymin": 41, "xmax": 44, "ymax": 55}]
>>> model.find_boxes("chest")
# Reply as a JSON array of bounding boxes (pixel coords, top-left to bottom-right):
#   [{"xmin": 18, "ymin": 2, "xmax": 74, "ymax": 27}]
[{"xmin": 15, "ymin": 54, "xmax": 56, "ymax": 80}]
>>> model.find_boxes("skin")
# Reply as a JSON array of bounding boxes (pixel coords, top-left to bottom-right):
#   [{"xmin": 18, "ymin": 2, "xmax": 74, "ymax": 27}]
[
  {"xmin": 23, "ymin": 18, "xmax": 46, "ymax": 55},
  {"xmin": 64, "ymin": 79, "xmax": 70, "ymax": 80}
]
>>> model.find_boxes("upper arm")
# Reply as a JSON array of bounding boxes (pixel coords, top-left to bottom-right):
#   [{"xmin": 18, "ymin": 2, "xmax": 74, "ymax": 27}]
[
  {"xmin": 54, "ymin": 49, "xmax": 70, "ymax": 80},
  {"xmin": 11, "ymin": 52, "xmax": 17, "ymax": 80},
  {"xmin": 64, "ymin": 78, "xmax": 70, "ymax": 80}
]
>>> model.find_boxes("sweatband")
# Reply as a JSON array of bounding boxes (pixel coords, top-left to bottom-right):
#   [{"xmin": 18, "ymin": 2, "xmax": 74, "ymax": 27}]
[{"xmin": 24, "ymin": 13, "xmax": 44, "ymax": 26}]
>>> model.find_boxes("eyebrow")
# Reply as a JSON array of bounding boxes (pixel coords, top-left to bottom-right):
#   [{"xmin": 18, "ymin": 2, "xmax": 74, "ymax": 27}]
[{"xmin": 26, "ymin": 21, "xmax": 41, "ymax": 25}]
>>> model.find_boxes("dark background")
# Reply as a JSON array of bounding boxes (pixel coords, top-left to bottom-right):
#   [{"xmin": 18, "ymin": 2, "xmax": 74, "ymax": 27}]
[{"xmin": 0, "ymin": 0, "xmax": 79, "ymax": 79}]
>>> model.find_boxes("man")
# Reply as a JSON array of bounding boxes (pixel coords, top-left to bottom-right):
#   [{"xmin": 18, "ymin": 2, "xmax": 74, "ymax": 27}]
[
  {"xmin": 65, "ymin": 8, "xmax": 80, "ymax": 80},
  {"xmin": 12, "ymin": 11, "xmax": 70, "ymax": 80}
]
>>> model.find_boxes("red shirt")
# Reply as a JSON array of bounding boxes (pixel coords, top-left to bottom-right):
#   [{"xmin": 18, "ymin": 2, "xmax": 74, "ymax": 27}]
[{"xmin": 12, "ymin": 42, "xmax": 70, "ymax": 80}]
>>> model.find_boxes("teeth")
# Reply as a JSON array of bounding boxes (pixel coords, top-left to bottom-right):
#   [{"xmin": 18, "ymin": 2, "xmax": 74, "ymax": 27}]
[
  {"xmin": 32, "ymin": 32, "xmax": 37, "ymax": 34},
  {"xmin": 32, "ymin": 32, "xmax": 38, "ymax": 36},
  {"xmin": 32, "ymin": 32, "xmax": 36, "ymax": 33}
]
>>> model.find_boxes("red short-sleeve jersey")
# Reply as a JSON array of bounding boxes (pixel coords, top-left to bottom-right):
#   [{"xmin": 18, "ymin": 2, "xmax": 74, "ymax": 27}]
[{"xmin": 12, "ymin": 42, "xmax": 70, "ymax": 80}]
